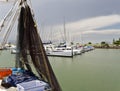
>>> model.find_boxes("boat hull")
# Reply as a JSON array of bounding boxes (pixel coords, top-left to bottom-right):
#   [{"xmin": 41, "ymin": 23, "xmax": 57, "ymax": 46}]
[{"xmin": 46, "ymin": 50, "xmax": 74, "ymax": 57}]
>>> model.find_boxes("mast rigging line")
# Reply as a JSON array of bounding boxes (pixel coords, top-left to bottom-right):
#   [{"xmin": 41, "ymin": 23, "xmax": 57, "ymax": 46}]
[
  {"xmin": 0, "ymin": 0, "xmax": 19, "ymax": 32},
  {"xmin": 2, "ymin": 8, "xmax": 20, "ymax": 46},
  {"xmin": 0, "ymin": 0, "xmax": 21, "ymax": 48}
]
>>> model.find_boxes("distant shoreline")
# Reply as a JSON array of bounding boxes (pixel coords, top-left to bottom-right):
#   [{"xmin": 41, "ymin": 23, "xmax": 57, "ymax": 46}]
[{"xmin": 94, "ymin": 46, "xmax": 120, "ymax": 49}]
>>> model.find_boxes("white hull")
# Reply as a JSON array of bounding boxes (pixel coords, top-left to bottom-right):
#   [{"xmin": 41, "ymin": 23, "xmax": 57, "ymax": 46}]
[
  {"xmin": 73, "ymin": 49, "xmax": 82, "ymax": 55},
  {"xmin": 44, "ymin": 44, "xmax": 84, "ymax": 57},
  {"xmin": 46, "ymin": 50, "xmax": 74, "ymax": 57},
  {"xmin": 11, "ymin": 49, "xmax": 19, "ymax": 54}
]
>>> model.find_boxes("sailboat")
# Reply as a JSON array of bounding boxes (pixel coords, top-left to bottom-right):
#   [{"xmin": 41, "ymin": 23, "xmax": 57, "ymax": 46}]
[
  {"xmin": 44, "ymin": 18, "xmax": 83, "ymax": 57},
  {"xmin": 0, "ymin": 0, "xmax": 62, "ymax": 91},
  {"xmin": 44, "ymin": 18, "xmax": 76, "ymax": 57}
]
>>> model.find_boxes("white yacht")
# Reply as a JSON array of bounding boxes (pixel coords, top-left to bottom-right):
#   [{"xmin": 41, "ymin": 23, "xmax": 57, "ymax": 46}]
[{"xmin": 44, "ymin": 44, "xmax": 74, "ymax": 57}]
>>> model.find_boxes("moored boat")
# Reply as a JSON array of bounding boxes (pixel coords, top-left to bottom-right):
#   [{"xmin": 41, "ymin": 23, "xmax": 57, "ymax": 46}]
[{"xmin": 44, "ymin": 43, "xmax": 74, "ymax": 57}]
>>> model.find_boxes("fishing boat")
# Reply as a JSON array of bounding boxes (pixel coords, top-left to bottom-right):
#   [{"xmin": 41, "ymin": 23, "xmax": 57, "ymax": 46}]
[{"xmin": 0, "ymin": 0, "xmax": 62, "ymax": 91}]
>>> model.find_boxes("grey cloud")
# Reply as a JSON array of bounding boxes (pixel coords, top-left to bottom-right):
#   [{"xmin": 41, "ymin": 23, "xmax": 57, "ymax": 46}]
[
  {"xmin": 1, "ymin": 0, "xmax": 120, "ymax": 43},
  {"xmin": 31, "ymin": 0, "xmax": 120, "ymax": 26}
]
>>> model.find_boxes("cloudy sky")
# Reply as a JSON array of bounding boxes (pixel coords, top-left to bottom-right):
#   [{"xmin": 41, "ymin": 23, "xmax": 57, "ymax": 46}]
[{"xmin": 0, "ymin": 0, "xmax": 120, "ymax": 43}]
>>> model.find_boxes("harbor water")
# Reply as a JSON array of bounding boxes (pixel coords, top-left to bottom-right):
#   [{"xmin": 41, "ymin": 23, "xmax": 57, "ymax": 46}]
[{"xmin": 0, "ymin": 49, "xmax": 120, "ymax": 91}]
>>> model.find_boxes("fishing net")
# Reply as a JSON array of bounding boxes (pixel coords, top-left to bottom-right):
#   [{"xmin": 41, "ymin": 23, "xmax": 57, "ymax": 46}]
[{"xmin": 17, "ymin": 2, "xmax": 62, "ymax": 91}]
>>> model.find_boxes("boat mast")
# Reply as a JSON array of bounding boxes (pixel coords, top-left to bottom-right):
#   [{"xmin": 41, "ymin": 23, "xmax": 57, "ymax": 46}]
[{"xmin": 63, "ymin": 17, "xmax": 67, "ymax": 43}]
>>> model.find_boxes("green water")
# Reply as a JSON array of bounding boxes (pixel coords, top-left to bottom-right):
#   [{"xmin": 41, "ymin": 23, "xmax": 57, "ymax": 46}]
[{"xmin": 0, "ymin": 49, "xmax": 120, "ymax": 91}]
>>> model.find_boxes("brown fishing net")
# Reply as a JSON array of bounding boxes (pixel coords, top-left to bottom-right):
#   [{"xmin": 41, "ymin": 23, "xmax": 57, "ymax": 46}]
[{"xmin": 17, "ymin": 2, "xmax": 62, "ymax": 91}]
